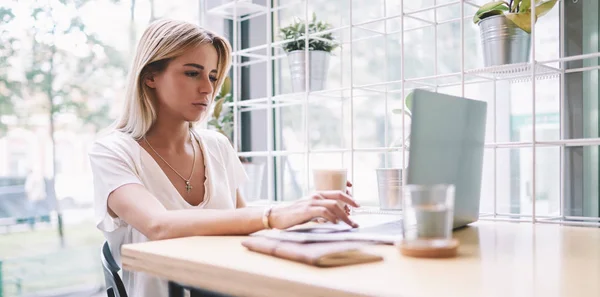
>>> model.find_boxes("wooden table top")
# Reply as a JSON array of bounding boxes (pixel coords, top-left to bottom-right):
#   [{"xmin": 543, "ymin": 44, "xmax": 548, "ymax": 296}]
[{"xmin": 122, "ymin": 220, "xmax": 600, "ymax": 297}]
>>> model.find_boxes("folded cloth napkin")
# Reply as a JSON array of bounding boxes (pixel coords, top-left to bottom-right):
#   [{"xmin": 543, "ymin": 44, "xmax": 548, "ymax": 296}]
[{"xmin": 241, "ymin": 237, "xmax": 383, "ymax": 267}]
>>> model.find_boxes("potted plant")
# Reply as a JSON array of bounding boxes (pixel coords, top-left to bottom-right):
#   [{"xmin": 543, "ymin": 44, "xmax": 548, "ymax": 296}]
[
  {"xmin": 279, "ymin": 13, "xmax": 339, "ymax": 92},
  {"xmin": 208, "ymin": 76, "xmax": 234, "ymax": 142},
  {"xmin": 208, "ymin": 77, "xmax": 265, "ymax": 201},
  {"xmin": 390, "ymin": 91, "xmax": 414, "ymax": 149},
  {"xmin": 208, "ymin": 76, "xmax": 249, "ymax": 164},
  {"xmin": 473, "ymin": 0, "xmax": 557, "ymax": 67}
]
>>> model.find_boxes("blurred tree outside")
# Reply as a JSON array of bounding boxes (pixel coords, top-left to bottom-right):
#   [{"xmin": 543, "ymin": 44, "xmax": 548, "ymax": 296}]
[
  {"xmin": 0, "ymin": 7, "xmax": 20, "ymax": 138},
  {"xmin": 0, "ymin": 0, "xmax": 196, "ymax": 295},
  {"xmin": 1, "ymin": 0, "xmax": 127, "ymax": 244}
]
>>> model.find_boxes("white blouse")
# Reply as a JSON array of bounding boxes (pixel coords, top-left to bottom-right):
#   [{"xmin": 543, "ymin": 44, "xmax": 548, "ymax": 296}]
[{"xmin": 89, "ymin": 128, "xmax": 248, "ymax": 297}]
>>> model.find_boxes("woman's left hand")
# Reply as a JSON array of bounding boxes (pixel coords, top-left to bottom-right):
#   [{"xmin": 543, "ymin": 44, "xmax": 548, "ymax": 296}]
[
  {"xmin": 345, "ymin": 180, "xmax": 353, "ymax": 215},
  {"xmin": 315, "ymin": 180, "xmax": 353, "ymax": 221}
]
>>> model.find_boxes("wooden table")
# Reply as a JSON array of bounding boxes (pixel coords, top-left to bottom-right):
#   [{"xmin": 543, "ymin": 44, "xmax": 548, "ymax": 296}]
[{"xmin": 122, "ymin": 220, "xmax": 600, "ymax": 297}]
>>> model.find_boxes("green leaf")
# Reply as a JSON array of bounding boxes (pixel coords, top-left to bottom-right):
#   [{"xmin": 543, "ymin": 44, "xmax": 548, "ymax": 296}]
[
  {"xmin": 477, "ymin": 9, "xmax": 506, "ymax": 21},
  {"xmin": 279, "ymin": 13, "xmax": 337, "ymax": 52},
  {"xmin": 473, "ymin": 1, "xmax": 509, "ymax": 24},
  {"xmin": 512, "ymin": 0, "xmax": 521, "ymax": 12},
  {"xmin": 218, "ymin": 76, "xmax": 231, "ymax": 99},
  {"xmin": 505, "ymin": 12, "xmax": 535, "ymax": 33},
  {"xmin": 406, "ymin": 91, "xmax": 414, "ymax": 112},
  {"xmin": 213, "ymin": 97, "xmax": 225, "ymax": 119},
  {"xmin": 222, "ymin": 112, "xmax": 233, "ymax": 122},
  {"xmin": 392, "ymin": 91, "xmax": 414, "ymax": 114},
  {"xmin": 534, "ymin": 0, "xmax": 557, "ymax": 18},
  {"xmin": 520, "ymin": 0, "xmax": 531, "ymax": 11}
]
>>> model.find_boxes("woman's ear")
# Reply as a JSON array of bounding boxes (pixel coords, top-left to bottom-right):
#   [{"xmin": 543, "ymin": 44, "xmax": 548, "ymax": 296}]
[{"xmin": 145, "ymin": 73, "xmax": 157, "ymax": 89}]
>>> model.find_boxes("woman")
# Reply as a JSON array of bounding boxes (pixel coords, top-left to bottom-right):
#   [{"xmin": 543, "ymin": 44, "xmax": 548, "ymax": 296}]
[{"xmin": 89, "ymin": 19, "xmax": 359, "ymax": 297}]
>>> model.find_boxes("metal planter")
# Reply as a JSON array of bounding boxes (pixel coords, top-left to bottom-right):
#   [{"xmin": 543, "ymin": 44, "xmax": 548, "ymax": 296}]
[
  {"xmin": 287, "ymin": 50, "xmax": 330, "ymax": 92},
  {"xmin": 479, "ymin": 15, "xmax": 531, "ymax": 67}
]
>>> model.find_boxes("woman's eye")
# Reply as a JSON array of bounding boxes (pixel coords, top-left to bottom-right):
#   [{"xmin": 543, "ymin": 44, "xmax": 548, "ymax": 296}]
[
  {"xmin": 185, "ymin": 71, "xmax": 199, "ymax": 77},
  {"xmin": 209, "ymin": 76, "xmax": 218, "ymax": 82}
]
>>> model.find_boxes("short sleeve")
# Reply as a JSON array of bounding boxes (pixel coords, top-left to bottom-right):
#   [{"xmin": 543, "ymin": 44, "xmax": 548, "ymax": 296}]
[
  {"xmin": 218, "ymin": 134, "xmax": 248, "ymax": 191},
  {"xmin": 88, "ymin": 136, "xmax": 143, "ymax": 233}
]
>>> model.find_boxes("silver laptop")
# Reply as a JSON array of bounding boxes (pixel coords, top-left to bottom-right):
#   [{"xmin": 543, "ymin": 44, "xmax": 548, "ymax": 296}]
[
  {"xmin": 252, "ymin": 89, "xmax": 487, "ymax": 243},
  {"xmin": 337, "ymin": 89, "xmax": 487, "ymax": 239},
  {"xmin": 406, "ymin": 89, "xmax": 487, "ymax": 228}
]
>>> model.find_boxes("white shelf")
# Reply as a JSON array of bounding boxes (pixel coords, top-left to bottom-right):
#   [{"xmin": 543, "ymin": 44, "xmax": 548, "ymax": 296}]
[
  {"xmin": 209, "ymin": 0, "xmax": 481, "ymax": 23},
  {"xmin": 207, "ymin": 0, "xmax": 267, "ymax": 20},
  {"xmin": 483, "ymin": 138, "xmax": 600, "ymax": 149},
  {"xmin": 226, "ymin": 61, "xmax": 562, "ymax": 110},
  {"xmin": 225, "ymin": 88, "xmax": 351, "ymax": 111},
  {"xmin": 236, "ymin": 147, "xmax": 405, "ymax": 158},
  {"xmin": 231, "ymin": 15, "xmax": 476, "ymax": 59},
  {"xmin": 465, "ymin": 63, "xmax": 561, "ymax": 82},
  {"xmin": 234, "ymin": 138, "xmax": 600, "ymax": 159}
]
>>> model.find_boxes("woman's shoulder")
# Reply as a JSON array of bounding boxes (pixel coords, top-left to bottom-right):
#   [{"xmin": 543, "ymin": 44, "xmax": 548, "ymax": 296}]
[
  {"xmin": 90, "ymin": 129, "xmax": 140, "ymax": 156},
  {"xmin": 194, "ymin": 128, "xmax": 231, "ymax": 148}
]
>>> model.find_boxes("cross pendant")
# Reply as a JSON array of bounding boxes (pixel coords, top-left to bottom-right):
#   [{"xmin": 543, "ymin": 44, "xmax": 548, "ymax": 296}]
[{"xmin": 185, "ymin": 181, "xmax": 192, "ymax": 193}]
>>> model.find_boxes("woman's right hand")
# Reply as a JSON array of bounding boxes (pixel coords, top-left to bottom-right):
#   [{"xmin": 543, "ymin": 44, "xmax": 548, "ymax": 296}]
[{"xmin": 268, "ymin": 191, "xmax": 360, "ymax": 230}]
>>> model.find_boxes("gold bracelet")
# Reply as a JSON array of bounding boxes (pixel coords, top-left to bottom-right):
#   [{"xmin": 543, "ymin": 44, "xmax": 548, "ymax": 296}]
[{"xmin": 262, "ymin": 205, "xmax": 273, "ymax": 230}]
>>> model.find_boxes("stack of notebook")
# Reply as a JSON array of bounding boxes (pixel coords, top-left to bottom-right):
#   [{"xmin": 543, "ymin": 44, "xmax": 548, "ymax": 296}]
[{"xmin": 241, "ymin": 221, "xmax": 387, "ymax": 267}]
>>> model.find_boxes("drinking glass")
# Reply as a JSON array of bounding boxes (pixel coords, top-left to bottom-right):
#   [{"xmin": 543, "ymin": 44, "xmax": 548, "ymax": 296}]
[{"xmin": 402, "ymin": 184, "xmax": 455, "ymax": 242}]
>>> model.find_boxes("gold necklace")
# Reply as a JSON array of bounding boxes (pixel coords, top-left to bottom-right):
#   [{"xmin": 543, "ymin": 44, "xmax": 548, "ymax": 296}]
[{"xmin": 143, "ymin": 131, "xmax": 196, "ymax": 193}]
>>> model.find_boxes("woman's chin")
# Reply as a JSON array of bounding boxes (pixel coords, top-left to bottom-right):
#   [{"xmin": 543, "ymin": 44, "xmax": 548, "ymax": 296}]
[{"xmin": 184, "ymin": 111, "xmax": 206, "ymax": 123}]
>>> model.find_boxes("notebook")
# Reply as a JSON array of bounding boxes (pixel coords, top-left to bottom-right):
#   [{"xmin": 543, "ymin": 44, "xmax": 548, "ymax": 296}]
[{"xmin": 241, "ymin": 237, "xmax": 383, "ymax": 267}]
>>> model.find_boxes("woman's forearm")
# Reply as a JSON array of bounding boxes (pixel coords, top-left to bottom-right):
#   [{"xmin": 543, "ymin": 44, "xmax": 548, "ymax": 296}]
[
  {"xmin": 108, "ymin": 184, "xmax": 266, "ymax": 241},
  {"xmin": 151, "ymin": 207, "xmax": 265, "ymax": 240},
  {"xmin": 108, "ymin": 184, "xmax": 357, "ymax": 241}
]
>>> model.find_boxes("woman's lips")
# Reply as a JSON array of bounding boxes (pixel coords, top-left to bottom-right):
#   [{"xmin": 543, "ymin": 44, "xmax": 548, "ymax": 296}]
[{"xmin": 192, "ymin": 102, "xmax": 208, "ymax": 110}]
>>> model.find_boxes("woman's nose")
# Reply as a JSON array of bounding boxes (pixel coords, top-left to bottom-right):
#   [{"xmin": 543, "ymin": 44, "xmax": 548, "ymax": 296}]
[{"xmin": 199, "ymin": 76, "xmax": 214, "ymax": 94}]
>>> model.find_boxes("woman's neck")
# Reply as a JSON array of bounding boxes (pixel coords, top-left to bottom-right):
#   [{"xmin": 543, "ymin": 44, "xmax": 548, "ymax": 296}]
[{"xmin": 144, "ymin": 116, "xmax": 191, "ymax": 153}]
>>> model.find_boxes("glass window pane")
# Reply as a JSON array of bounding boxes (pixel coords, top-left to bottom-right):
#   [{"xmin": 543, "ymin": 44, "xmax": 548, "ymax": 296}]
[
  {"xmin": 276, "ymin": 154, "xmax": 306, "ymax": 201},
  {"xmin": 0, "ymin": 0, "xmax": 206, "ymax": 294}
]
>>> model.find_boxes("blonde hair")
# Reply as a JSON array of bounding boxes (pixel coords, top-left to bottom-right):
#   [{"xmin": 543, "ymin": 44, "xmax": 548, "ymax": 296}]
[{"xmin": 114, "ymin": 19, "xmax": 232, "ymax": 140}]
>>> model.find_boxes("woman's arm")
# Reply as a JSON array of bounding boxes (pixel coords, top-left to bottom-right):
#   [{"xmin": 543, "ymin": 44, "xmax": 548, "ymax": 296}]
[
  {"xmin": 236, "ymin": 189, "xmax": 246, "ymax": 208},
  {"xmin": 108, "ymin": 184, "xmax": 262, "ymax": 240},
  {"xmin": 108, "ymin": 184, "xmax": 358, "ymax": 241}
]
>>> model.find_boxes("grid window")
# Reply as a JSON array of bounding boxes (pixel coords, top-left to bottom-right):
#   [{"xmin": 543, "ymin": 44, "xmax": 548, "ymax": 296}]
[{"xmin": 206, "ymin": 0, "xmax": 599, "ymax": 225}]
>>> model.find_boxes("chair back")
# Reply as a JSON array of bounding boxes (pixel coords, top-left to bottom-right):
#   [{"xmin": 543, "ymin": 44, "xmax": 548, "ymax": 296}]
[{"xmin": 101, "ymin": 241, "xmax": 128, "ymax": 297}]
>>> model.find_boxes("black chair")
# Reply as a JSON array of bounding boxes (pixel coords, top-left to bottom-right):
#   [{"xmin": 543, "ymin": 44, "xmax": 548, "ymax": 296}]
[
  {"xmin": 101, "ymin": 241, "xmax": 230, "ymax": 297},
  {"xmin": 101, "ymin": 241, "xmax": 128, "ymax": 297}
]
